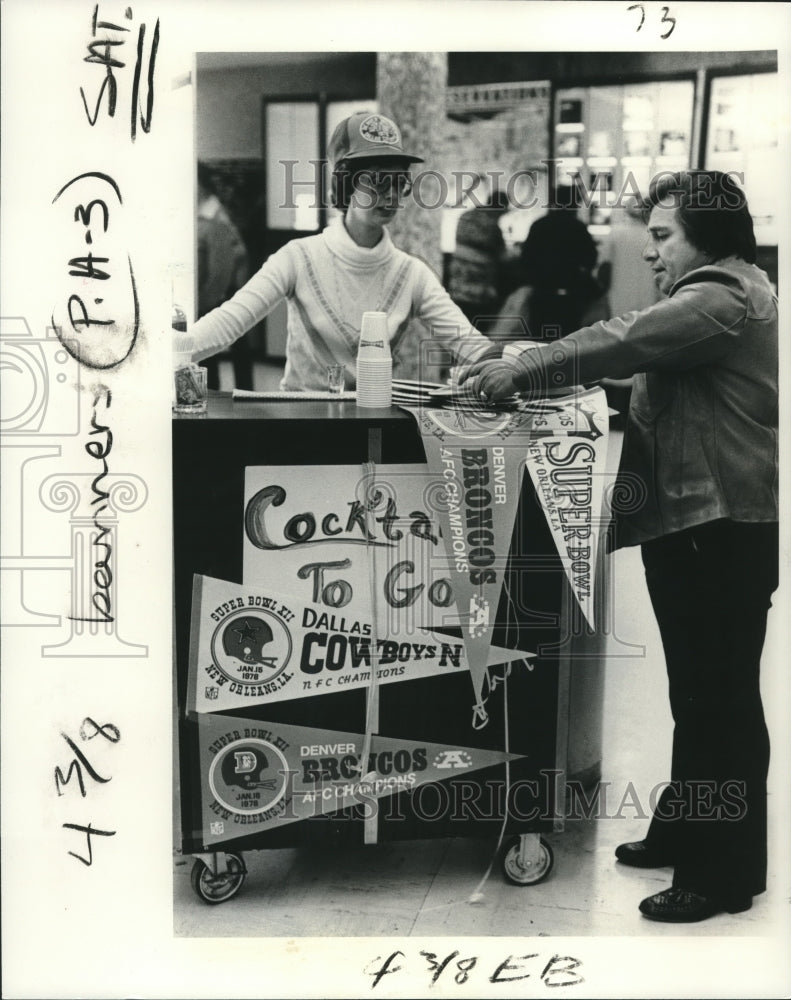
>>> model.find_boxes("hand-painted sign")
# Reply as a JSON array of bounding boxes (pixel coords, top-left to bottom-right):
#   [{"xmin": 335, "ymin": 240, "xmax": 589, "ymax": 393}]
[{"xmin": 243, "ymin": 464, "xmax": 467, "ymax": 635}]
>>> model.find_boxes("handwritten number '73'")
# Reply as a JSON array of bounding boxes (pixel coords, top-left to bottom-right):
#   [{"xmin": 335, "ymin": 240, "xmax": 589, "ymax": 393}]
[{"xmin": 628, "ymin": 4, "xmax": 676, "ymax": 38}]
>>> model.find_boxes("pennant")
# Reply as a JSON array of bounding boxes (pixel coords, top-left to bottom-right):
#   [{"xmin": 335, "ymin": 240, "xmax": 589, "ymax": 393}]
[
  {"xmin": 193, "ymin": 713, "xmax": 525, "ymax": 846},
  {"xmin": 521, "ymin": 387, "xmax": 609, "ymax": 628},
  {"xmin": 402, "ymin": 405, "xmax": 532, "ymax": 718},
  {"xmin": 187, "ymin": 574, "xmax": 531, "ymax": 714}
]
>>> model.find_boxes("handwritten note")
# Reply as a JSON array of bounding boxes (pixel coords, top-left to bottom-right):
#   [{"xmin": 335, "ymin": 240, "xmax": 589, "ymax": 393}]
[
  {"xmin": 40, "ymin": 6, "xmax": 161, "ymax": 875},
  {"xmin": 79, "ymin": 3, "xmax": 159, "ymax": 139},
  {"xmin": 365, "ymin": 950, "xmax": 584, "ymax": 990},
  {"xmin": 55, "ymin": 718, "xmax": 121, "ymax": 865}
]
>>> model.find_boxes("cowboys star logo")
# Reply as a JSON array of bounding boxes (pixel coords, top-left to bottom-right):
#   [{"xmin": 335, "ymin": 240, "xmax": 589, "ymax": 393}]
[{"xmin": 210, "ymin": 607, "xmax": 293, "ymax": 685}]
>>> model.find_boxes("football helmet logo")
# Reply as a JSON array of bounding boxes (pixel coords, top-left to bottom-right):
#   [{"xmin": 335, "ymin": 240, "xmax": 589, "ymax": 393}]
[
  {"xmin": 209, "ymin": 602, "xmax": 293, "ymax": 689},
  {"xmin": 209, "ymin": 736, "xmax": 290, "ymax": 816},
  {"xmin": 221, "ymin": 746, "xmax": 278, "ymax": 791},
  {"xmin": 221, "ymin": 615, "xmax": 277, "ymax": 667}
]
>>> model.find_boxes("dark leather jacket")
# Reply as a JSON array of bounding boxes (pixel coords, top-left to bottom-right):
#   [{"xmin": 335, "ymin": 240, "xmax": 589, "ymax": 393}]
[{"xmin": 512, "ymin": 257, "xmax": 778, "ymax": 547}]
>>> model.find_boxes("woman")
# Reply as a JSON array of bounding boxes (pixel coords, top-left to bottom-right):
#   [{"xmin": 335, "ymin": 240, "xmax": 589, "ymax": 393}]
[
  {"xmin": 190, "ymin": 111, "xmax": 495, "ymax": 389},
  {"xmin": 461, "ymin": 170, "xmax": 779, "ymax": 923}
]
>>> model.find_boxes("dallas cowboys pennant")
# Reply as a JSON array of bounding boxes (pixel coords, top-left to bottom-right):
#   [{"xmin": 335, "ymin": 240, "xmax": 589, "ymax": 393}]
[{"xmin": 187, "ymin": 574, "xmax": 532, "ymax": 713}]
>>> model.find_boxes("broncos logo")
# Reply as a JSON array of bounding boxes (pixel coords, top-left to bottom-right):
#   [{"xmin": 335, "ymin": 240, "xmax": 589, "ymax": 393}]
[{"xmin": 221, "ymin": 747, "xmax": 279, "ymax": 791}]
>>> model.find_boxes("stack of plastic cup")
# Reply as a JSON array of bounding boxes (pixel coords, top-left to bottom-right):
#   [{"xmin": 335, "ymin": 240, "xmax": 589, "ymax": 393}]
[{"xmin": 356, "ymin": 311, "xmax": 392, "ymax": 408}]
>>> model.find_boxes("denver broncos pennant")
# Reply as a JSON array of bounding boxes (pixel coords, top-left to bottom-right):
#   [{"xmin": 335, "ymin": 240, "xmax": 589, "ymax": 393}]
[
  {"xmin": 192, "ymin": 714, "xmax": 525, "ymax": 846},
  {"xmin": 401, "ymin": 405, "xmax": 532, "ymax": 721}
]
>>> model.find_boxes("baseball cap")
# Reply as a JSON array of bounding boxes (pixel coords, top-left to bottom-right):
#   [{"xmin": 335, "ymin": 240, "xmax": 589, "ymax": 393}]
[{"xmin": 328, "ymin": 111, "xmax": 424, "ymax": 168}]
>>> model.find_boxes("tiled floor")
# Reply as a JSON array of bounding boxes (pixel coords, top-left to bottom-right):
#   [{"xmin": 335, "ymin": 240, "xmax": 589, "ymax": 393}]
[{"xmin": 174, "ymin": 362, "xmax": 789, "ymax": 940}]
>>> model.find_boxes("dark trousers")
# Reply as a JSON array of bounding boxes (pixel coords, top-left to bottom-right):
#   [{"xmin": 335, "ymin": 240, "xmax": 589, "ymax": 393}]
[{"xmin": 641, "ymin": 519, "xmax": 778, "ymax": 901}]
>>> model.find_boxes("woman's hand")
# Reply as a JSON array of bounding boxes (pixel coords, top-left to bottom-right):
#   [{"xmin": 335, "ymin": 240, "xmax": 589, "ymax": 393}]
[{"xmin": 457, "ymin": 356, "xmax": 524, "ymax": 403}]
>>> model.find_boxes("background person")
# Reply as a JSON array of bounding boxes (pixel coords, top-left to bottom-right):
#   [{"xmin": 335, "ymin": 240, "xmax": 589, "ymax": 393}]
[
  {"xmin": 190, "ymin": 112, "xmax": 496, "ymax": 391},
  {"xmin": 460, "ymin": 170, "xmax": 779, "ymax": 924},
  {"xmin": 196, "ymin": 162, "xmax": 252, "ymax": 389},
  {"xmin": 447, "ymin": 187, "xmax": 511, "ymax": 331},
  {"xmin": 515, "ymin": 181, "xmax": 604, "ymax": 341}
]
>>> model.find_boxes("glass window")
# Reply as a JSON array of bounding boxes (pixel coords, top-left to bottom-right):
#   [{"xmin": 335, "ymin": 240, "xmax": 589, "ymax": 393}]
[
  {"xmin": 705, "ymin": 72, "xmax": 778, "ymax": 245},
  {"xmin": 264, "ymin": 102, "xmax": 320, "ymax": 231},
  {"xmin": 554, "ymin": 80, "xmax": 695, "ymax": 227}
]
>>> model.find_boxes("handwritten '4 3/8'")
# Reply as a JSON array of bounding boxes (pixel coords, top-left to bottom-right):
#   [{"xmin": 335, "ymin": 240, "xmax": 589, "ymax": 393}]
[{"xmin": 54, "ymin": 717, "xmax": 121, "ymax": 866}]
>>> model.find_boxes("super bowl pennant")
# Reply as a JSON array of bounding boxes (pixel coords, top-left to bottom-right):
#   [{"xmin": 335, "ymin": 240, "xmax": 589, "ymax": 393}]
[
  {"xmin": 186, "ymin": 574, "xmax": 532, "ymax": 713},
  {"xmin": 193, "ymin": 713, "xmax": 525, "ymax": 846},
  {"xmin": 520, "ymin": 387, "xmax": 609, "ymax": 629}
]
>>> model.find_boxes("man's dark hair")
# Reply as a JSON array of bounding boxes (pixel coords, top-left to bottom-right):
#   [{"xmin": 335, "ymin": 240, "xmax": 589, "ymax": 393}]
[{"xmin": 645, "ymin": 170, "xmax": 757, "ymax": 264}]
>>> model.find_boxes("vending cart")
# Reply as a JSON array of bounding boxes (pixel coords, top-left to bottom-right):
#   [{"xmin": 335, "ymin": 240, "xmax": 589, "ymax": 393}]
[{"xmin": 173, "ymin": 392, "xmax": 609, "ymax": 902}]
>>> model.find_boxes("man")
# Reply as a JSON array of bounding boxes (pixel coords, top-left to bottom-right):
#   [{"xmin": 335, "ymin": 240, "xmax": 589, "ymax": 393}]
[{"xmin": 461, "ymin": 170, "xmax": 778, "ymax": 923}]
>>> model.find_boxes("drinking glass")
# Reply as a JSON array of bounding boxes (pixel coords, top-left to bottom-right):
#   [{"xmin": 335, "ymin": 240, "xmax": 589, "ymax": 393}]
[{"xmin": 327, "ymin": 364, "xmax": 345, "ymax": 395}]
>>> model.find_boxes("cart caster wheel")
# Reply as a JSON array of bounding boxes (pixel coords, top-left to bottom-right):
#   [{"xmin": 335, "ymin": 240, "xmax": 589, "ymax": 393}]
[
  {"xmin": 501, "ymin": 837, "xmax": 554, "ymax": 886},
  {"xmin": 191, "ymin": 853, "xmax": 246, "ymax": 904}
]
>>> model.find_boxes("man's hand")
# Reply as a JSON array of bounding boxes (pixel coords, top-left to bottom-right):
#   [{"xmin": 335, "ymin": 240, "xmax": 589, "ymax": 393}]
[{"xmin": 457, "ymin": 356, "xmax": 524, "ymax": 402}]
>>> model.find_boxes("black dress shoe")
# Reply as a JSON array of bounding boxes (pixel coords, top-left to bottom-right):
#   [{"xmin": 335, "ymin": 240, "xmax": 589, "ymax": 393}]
[
  {"xmin": 639, "ymin": 887, "xmax": 753, "ymax": 923},
  {"xmin": 615, "ymin": 840, "xmax": 673, "ymax": 868}
]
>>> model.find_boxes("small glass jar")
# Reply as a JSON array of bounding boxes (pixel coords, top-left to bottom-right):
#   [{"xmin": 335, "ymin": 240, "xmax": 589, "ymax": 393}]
[{"xmin": 173, "ymin": 364, "xmax": 208, "ymax": 414}]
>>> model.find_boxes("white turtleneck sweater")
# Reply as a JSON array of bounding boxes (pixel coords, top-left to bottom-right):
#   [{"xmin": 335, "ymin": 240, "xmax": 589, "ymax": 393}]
[{"xmin": 191, "ymin": 216, "xmax": 492, "ymax": 390}]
